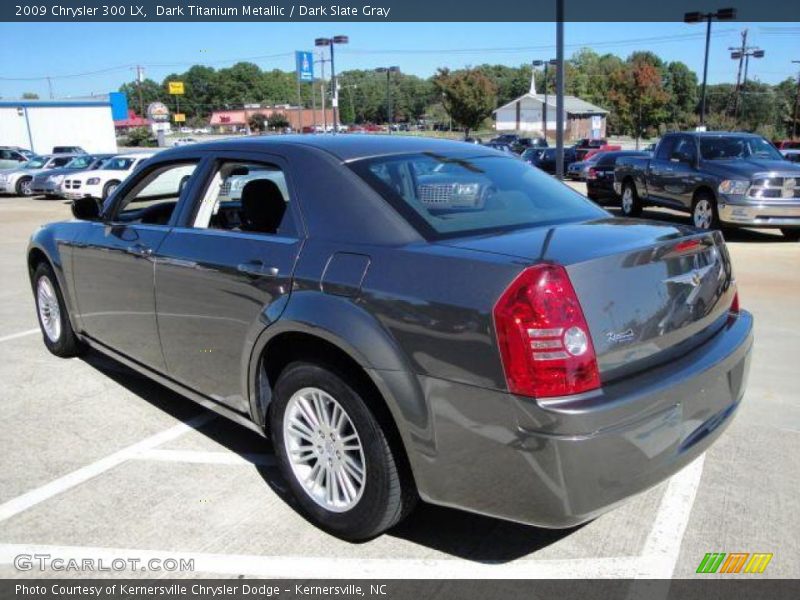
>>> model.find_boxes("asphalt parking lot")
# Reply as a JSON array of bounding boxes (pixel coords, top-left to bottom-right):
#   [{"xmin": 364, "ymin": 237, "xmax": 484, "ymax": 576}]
[{"xmin": 0, "ymin": 188, "xmax": 798, "ymax": 580}]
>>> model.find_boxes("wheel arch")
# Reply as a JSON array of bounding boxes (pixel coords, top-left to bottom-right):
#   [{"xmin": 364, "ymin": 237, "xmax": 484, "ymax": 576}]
[{"xmin": 27, "ymin": 234, "xmax": 82, "ymax": 334}]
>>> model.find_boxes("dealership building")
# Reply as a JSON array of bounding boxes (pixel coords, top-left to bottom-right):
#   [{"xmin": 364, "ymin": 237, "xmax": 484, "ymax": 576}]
[{"xmin": 0, "ymin": 98, "xmax": 120, "ymax": 154}]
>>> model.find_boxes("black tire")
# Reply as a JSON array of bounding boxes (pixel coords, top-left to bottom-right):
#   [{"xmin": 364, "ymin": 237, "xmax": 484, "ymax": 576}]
[
  {"xmin": 691, "ymin": 192, "xmax": 720, "ymax": 230},
  {"xmin": 270, "ymin": 361, "xmax": 416, "ymax": 541},
  {"xmin": 620, "ymin": 180, "xmax": 642, "ymax": 217},
  {"xmin": 781, "ymin": 228, "xmax": 800, "ymax": 241},
  {"xmin": 16, "ymin": 177, "xmax": 33, "ymax": 197},
  {"xmin": 102, "ymin": 180, "xmax": 120, "ymax": 200},
  {"xmin": 32, "ymin": 261, "xmax": 85, "ymax": 358}
]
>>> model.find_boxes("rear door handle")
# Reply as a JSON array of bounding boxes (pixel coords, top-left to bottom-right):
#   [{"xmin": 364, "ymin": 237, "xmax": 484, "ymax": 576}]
[
  {"xmin": 126, "ymin": 243, "xmax": 152, "ymax": 257},
  {"xmin": 237, "ymin": 260, "xmax": 279, "ymax": 277}
]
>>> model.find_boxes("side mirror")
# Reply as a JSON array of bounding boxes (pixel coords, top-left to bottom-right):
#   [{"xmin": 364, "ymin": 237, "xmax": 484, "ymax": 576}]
[{"xmin": 71, "ymin": 197, "xmax": 101, "ymax": 221}]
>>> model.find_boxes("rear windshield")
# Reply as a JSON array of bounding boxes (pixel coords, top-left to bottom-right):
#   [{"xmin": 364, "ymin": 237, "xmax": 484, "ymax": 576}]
[{"xmin": 350, "ymin": 153, "xmax": 605, "ymax": 239}]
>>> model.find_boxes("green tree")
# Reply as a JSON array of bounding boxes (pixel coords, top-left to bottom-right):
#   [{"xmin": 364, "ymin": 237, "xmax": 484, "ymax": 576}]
[
  {"xmin": 267, "ymin": 112, "xmax": 290, "ymax": 130},
  {"xmin": 247, "ymin": 113, "xmax": 266, "ymax": 132},
  {"xmin": 22, "ymin": 92, "xmax": 39, "ymax": 100},
  {"xmin": 433, "ymin": 68, "xmax": 497, "ymax": 135},
  {"xmin": 119, "ymin": 78, "xmax": 166, "ymax": 115}
]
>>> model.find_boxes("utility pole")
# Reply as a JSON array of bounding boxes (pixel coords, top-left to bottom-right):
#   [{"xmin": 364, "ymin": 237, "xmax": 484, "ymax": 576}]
[
  {"xmin": 135, "ymin": 65, "xmax": 145, "ymax": 117},
  {"xmin": 792, "ymin": 60, "xmax": 800, "ymax": 139},
  {"xmin": 316, "ymin": 52, "xmax": 328, "ymax": 132},
  {"xmin": 729, "ymin": 29, "xmax": 747, "ymax": 121}
]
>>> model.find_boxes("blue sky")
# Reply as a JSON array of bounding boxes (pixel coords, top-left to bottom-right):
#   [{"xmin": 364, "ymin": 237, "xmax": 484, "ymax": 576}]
[{"xmin": 0, "ymin": 21, "xmax": 797, "ymax": 99}]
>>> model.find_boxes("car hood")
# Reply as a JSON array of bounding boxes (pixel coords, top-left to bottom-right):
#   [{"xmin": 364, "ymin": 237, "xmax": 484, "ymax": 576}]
[
  {"xmin": 700, "ymin": 158, "xmax": 800, "ymax": 179},
  {"xmin": 69, "ymin": 168, "xmax": 124, "ymax": 181},
  {"xmin": 0, "ymin": 167, "xmax": 47, "ymax": 177},
  {"xmin": 33, "ymin": 166, "xmax": 85, "ymax": 179}
]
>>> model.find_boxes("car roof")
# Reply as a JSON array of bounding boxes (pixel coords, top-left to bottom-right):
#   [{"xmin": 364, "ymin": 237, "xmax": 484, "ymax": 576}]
[
  {"xmin": 674, "ymin": 131, "xmax": 762, "ymax": 138},
  {"xmin": 169, "ymin": 134, "xmax": 504, "ymax": 162}
]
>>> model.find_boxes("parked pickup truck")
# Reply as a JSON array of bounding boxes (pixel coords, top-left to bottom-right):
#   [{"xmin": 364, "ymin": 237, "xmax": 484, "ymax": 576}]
[{"xmin": 614, "ymin": 131, "xmax": 800, "ymax": 240}]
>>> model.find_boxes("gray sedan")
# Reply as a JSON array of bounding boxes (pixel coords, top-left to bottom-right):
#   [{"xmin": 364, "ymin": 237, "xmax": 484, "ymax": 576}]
[
  {"xmin": 0, "ymin": 154, "xmax": 76, "ymax": 196},
  {"xmin": 27, "ymin": 135, "xmax": 752, "ymax": 540}
]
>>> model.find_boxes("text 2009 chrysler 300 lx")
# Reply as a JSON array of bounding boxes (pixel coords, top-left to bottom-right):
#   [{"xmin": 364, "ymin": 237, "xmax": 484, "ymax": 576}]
[{"xmin": 28, "ymin": 136, "xmax": 752, "ymax": 540}]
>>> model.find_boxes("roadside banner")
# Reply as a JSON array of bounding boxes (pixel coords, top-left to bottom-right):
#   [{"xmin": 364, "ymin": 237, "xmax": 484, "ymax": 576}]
[{"xmin": 296, "ymin": 51, "xmax": 314, "ymax": 82}]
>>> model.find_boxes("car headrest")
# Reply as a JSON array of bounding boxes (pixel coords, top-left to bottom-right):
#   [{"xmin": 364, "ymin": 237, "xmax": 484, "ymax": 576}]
[{"xmin": 240, "ymin": 179, "xmax": 286, "ymax": 234}]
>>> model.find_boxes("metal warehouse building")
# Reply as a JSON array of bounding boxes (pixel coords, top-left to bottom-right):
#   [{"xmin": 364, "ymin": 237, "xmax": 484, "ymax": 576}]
[{"xmin": 0, "ymin": 99, "xmax": 118, "ymax": 154}]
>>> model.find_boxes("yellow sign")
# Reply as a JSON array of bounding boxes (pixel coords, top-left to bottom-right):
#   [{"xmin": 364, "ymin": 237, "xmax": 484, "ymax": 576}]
[
  {"xmin": 173, "ymin": 113, "xmax": 186, "ymax": 123},
  {"xmin": 168, "ymin": 81, "xmax": 185, "ymax": 95}
]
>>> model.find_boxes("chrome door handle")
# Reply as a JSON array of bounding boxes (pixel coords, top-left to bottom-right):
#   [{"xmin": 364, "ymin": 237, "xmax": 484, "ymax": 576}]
[
  {"xmin": 126, "ymin": 243, "xmax": 152, "ymax": 257},
  {"xmin": 237, "ymin": 261, "xmax": 279, "ymax": 277}
]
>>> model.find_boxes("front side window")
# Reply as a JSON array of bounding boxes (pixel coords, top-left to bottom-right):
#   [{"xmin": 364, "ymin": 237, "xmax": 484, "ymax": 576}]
[
  {"xmin": 655, "ymin": 137, "xmax": 676, "ymax": 161},
  {"xmin": 24, "ymin": 158, "xmax": 47, "ymax": 169},
  {"xmin": 351, "ymin": 153, "xmax": 605, "ymax": 239},
  {"xmin": 66, "ymin": 156, "xmax": 94, "ymax": 169},
  {"xmin": 192, "ymin": 161, "xmax": 296, "ymax": 237},
  {"xmin": 112, "ymin": 161, "xmax": 198, "ymax": 226}
]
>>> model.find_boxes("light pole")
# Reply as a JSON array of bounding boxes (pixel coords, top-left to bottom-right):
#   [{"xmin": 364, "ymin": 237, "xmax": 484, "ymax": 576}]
[
  {"xmin": 375, "ymin": 66, "xmax": 400, "ymax": 133},
  {"xmin": 792, "ymin": 60, "xmax": 800, "ymax": 139},
  {"xmin": 315, "ymin": 35, "xmax": 348, "ymax": 133},
  {"xmin": 532, "ymin": 59, "xmax": 556, "ymax": 139},
  {"xmin": 684, "ymin": 7, "xmax": 737, "ymax": 128}
]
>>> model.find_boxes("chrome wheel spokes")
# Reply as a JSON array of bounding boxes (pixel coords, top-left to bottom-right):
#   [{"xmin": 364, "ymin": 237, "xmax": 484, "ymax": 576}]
[
  {"xmin": 37, "ymin": 276, "xmax": 62, "ymax": 342},
  {"xmin": 283, "ymin": 387, "xmax": 366, "ymax": 512}
]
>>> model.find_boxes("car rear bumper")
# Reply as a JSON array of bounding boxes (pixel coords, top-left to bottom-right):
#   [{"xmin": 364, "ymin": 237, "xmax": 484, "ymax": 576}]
[
  {"xmin": 410, "ymin": 310, "xmax": 753, "ymax": 528},
  {"xmin": 718, "ymin": 199, "xmax": 800, "ymax": 228}
]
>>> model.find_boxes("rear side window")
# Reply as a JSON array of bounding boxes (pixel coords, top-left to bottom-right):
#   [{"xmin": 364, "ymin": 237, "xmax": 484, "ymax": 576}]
[{"xmin": 350, "ymin": 153, "xmax": 605, "ymax": 239}]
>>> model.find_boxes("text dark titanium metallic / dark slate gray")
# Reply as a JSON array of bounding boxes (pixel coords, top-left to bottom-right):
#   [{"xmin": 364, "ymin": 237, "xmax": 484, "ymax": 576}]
[{"xmin": 27, "ymin": 135, "xmax": 753, "ymax": 540}]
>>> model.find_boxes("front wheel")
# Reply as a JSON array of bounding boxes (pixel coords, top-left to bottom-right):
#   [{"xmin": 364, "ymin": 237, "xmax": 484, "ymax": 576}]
[
  {"xmin": 32, "ymin": 262, "xmax": 85, "ymax": 357},
  {"xmin": 620, "ymin": 181, "xmax": 642, "ymax": 217},
  {"xmin": 781, "ymin": 228, "xmax": 800, "ymax": 241},
  {"xmin": 102, "ymin": 180, "xmax": 119, "ymax": 200},
  {"xmin": 270, "ymin": 362, "xmax": 416, "ymax": 541},
  {"xmin": 16, "ymin": 177, "xmax": 33, "ymax": 197},
  {"xmin": 692, "ymin": 194, "xmax": 719, "ymax": 230}
]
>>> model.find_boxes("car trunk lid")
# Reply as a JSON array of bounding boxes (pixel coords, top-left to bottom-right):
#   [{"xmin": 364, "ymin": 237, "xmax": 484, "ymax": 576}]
[{"xmin": 438, "ymin": 218, "xmax": 736, "ymax": 381}]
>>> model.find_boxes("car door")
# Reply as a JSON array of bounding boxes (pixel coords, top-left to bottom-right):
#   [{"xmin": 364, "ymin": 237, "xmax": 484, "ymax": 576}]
[
  {"xmin": 661, "ymin": 135, "xmax": 700, "ymax": 209},
  {"xmin": 154, "ymin": 153, "xmax": 303, "ymax": 412},
  {"xmin": 70, "ymin": 158, "xmax": 202, "ymax": 371},
  {"xmin": 645, "ymin": 136, "xmax": 680, "ymax": 203}
]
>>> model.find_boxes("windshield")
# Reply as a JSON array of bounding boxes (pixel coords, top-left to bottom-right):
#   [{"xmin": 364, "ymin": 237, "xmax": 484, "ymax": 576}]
[
  {"xmin": 699, "ymin": 136, "xmax": 783, "ymax": 161},
  {"xmin": 23, "ymin": 158, "xmax": 47, "ymax": 169},
  {"xmin": 65, "ymin": 156, "xmax": 94, "ymax": 169},
  {"xmin": 350, "ymin": 153, "xmax": 605, "ymax": 239},
  {"xmin": 103, "ymin": 157, "xmax": 137, "ymax": 170}
]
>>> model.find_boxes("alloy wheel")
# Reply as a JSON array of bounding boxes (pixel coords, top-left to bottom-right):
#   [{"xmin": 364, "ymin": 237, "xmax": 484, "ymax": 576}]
[
  {"xmin": 20, "ymin": 179, "xmax": 32, "ymax": 196},
  {"xmin": 622, "ymin": 187, "xmax": 633, "ymax": 214},
  {"xmin": 283, "ymin": 387, "xmax": 366, "ymax": 512},
  {"xmin": 694, "ymin": 199, "xmax": 713, "ymax": 229},
  {"xmin": 37, "ymin": 276, "xmax": 62, "ymax": 342}
]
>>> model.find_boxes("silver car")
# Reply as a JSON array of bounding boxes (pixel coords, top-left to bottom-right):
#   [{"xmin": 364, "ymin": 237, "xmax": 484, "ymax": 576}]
[
  {"xmin": 0, "ymin": 147, "xmax": 35, "ymax": 170},
  {"xmin": 0, "ymin": 154, "xmax": 77, "ymax": 196}
]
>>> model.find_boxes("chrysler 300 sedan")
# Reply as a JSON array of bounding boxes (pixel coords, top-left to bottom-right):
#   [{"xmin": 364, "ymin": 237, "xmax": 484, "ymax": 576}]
[{"xmin": 28, "ymin": 136, "xmax": 753, "ymax": 540}]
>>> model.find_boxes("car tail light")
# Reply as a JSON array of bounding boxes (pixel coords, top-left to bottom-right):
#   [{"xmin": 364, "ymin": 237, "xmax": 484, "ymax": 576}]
[
  {"xmin": 493, "ymin": 264, "xmax": 601, "ymax": 399},
  {"xmin": 586, "ymin": 167, "xmax": 598, "ymax": 180},
  {"xmin": 730, "ymin": 290, "xmax": 740, "ymax": 315}
]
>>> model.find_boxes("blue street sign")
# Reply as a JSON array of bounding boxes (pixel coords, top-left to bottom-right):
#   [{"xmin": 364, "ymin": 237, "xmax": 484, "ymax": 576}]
[{"xmin": 296, "ymin": 51, "xmax": 314, "ymax": 82}]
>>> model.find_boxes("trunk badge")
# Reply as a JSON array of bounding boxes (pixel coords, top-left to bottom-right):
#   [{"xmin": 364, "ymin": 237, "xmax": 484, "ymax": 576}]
[{"xmin": 606, "ymin": 328, "xmax": 635, "ymax": 344}]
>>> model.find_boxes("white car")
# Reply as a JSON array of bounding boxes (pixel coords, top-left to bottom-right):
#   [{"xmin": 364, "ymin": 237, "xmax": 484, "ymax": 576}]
[
  {"xmin": 172, "ymin": 137, "xmax": 198, "ymax": 147},
  {"xmin": 62, "ymin": 153, "xmax": 155, "ymax": 201},
  {"xmin": 0, "ymin": 154, "xmax": 76, "ymax": 196}
]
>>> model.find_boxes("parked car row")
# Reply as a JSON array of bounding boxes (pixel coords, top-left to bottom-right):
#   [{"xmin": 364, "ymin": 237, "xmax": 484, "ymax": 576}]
[{"xmin": 0, "ymin": 149, "xmax": 155, "ymax": 200}]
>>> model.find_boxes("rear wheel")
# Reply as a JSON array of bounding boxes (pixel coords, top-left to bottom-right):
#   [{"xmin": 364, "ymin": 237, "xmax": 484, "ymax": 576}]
[
  {"xmin": 16, "ymin": 177, "xmax": 33, "ymax": 197},
  {"xmin": 32, "ymin": 261, "xmax": 85, "ymax": 357},
  {"xmin": 781, "ymin": 228, "xmax": 800, "ymax": 241},
  {"xmin": 692, "ymin": 193, "xmax": 719, "ymax": 230},
  {"xmin": 270, "ymin": 361, "xmax": 415, "ymax": 541},
  {"xmin": 620, "ymin": 181, "xmax": 642, "ymax": 217}
]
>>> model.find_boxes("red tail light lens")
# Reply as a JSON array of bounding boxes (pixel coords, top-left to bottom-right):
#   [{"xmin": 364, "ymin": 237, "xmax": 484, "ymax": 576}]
[
  {"xmin": 730, "ymin": 290, "xmax": 740, "ymax": 315},
  {"xmin": 493, "ymin": 264, "xmax": 601, "ymax": 398},
  {"xmin": 586, "ymin": 167, "xmax": 598, "ymax": 180}
]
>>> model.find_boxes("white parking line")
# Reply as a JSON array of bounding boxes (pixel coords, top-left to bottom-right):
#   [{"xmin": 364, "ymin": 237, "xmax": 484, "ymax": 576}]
[
  {"xmin": 0, "ymin": 543, "xmax": 651, "ymax": 579},
  {"xmin": 636, "ymin": 454, "xmax": 706, "ymax": 578},
  {"xmin": 0, "ymin": 413, "xmax": 215, "ymax": 523},
  {"xmin": 135, "ymin": 449, "xmax": 276, "ymax": 467},
  {"xmin": 0, "ymin": 328, "xmax": 39, "ymax": 343}
]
